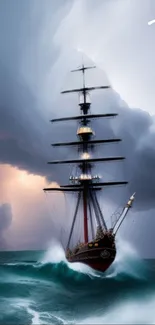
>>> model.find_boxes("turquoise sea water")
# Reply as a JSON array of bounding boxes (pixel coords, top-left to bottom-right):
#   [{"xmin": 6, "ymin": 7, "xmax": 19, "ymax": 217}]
[{"xmin": 0, "ymin": 240, "xmax": 154, "ymax": 324}]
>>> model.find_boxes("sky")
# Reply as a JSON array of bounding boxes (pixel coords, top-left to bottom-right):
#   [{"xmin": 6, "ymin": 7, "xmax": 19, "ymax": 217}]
[{"xmin": 0, "ymin": 0, "xmax": 155, "ymax": 256}]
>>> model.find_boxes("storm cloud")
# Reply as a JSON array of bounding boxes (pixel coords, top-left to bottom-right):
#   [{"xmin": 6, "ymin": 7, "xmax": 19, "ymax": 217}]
[
  {"xmin": 0, "ymin": 0, "xmax": 155, "ymax": 252},
  {"xmin": 0, "ymin": 0, "xmax": 73, "ymax": 180}
]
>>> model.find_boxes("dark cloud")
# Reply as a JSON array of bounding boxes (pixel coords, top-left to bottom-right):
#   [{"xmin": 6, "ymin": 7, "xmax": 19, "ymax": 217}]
[
  {"xmin": 51, "ymin": 88, "xmax": 155, "ymax": 212},
  {"xmin": 0, "ymin": 0, "xmax": 72, "ymax": 181},
  {"xmin": 0, "ymin": 0, "xmax": 155, "ymax": 222},
  {"xmin": 112, "ymin": 104, "xmax": 155, "ymax": 211},
  {"xmin": 88, "ymin": 91, "xmax": 155, "ymax": 212},
  {"xmin": 0, "ymin": 62, "xmax": 50, "ymax": 175}
]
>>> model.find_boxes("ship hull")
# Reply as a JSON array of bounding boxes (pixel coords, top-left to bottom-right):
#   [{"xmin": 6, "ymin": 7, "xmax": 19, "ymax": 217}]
[{"xmin": 66, "ymin": 237, "xmax": 116, "ymax": 272}]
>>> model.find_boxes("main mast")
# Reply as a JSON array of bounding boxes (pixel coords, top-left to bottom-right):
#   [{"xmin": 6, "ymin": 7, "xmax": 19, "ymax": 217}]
[{"xmin": 43, "ymin": 65, "xmax": 128, "ymax": 246}]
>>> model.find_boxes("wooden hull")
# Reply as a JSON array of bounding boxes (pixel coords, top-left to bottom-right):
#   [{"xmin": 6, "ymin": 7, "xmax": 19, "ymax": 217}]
[{"xmin": 66, "ymin": 237, "xmax": 116, "ymax": 273}]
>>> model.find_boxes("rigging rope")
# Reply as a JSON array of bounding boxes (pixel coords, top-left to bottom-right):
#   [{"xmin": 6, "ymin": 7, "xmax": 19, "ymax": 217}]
[
  {"xmin": 88, "ymin": 190, "xmax": 95, "ymax": 240},
  {"xmin": 93, "ymin": 190, "xmax": 108, "ymax": 231},
  {"xmin": 89, "ymin": 189, "xmax": 102, "ymax": 228},
  {"xmin": 66, "ymin": 191, "xmax": 81, "ymax": 249}
]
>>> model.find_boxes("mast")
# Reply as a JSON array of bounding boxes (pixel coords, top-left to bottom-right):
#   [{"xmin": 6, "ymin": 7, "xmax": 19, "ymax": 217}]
[
  {"xmin": 83, "ymin": 184, "xmax": 88, "ymax": 243},
  {"xmin": 44, "ymin": 64, "xmax": 128, "ymax": 245}
]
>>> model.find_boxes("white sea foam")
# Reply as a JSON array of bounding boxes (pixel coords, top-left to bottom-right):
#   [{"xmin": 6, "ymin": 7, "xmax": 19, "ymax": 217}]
[
  {"xmin": 27, "ymin": 307, "xmax": 42, "ymax": 325},
  {"xmin": 13, "ymin": 300, "xmax": 50, "ymax": 325},
  {"xmin": 27, "ymin": 305, "xmax": 72, "ymax": 325},
  {"xmin": 41, "ymin": 239, "xmax": 100, "ymax": 278},
  {"xmin": 79, "ymin": 295, "xmax": 155, "ymax": 324},
  {"xmin": 41, "ymin": 239, "xmax": 66, "ymax": 264},
  {"xmin": 11, "ymin": 300, "xmax": 42, "ymax": 325},
  {"xmin": 105, "ymin": 236, "xmax": 145, "ymax": 279},
  {"xmin": 12, "ymin": 295, "xmax": 155, "ymax": 325},
  {"xmin": 27, "ymin": 297, "xmax": 155, "ymax": 325}
]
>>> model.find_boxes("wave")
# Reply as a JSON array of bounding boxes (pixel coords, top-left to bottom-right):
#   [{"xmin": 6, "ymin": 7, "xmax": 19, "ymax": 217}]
[
  {"xmin": 0, "ymin": 237, "xmax": 151, "ymax": 284},
  {"xmin": 0, "ymin": 238, "xmax": 154, "ymax": 324}
]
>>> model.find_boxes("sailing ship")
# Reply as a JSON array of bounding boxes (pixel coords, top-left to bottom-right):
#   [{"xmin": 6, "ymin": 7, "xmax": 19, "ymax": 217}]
[{"xmin": 43, "ymin": 64, "xmax": 135, "ymax": 273}]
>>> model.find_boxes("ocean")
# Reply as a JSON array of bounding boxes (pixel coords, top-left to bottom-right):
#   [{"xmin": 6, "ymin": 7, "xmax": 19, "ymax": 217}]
[{"xmin": 0, "ymin": 239, "xmax": 154, "ymax": 324}]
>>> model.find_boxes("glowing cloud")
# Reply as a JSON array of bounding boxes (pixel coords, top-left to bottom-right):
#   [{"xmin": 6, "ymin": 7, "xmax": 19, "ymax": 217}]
[
  {"xmin": 148, "ymin": 19, "xmax": 155, "ymax": 25},
  {"xmin": 0, "ymin": 164, "xmax": 65, "ymax": 250}
]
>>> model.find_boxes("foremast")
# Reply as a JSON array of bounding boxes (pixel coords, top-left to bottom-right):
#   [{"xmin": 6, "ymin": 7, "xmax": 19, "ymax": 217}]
[{"xmin": 43, "ymin": 65, "xmax": 128, "ymax": 247}]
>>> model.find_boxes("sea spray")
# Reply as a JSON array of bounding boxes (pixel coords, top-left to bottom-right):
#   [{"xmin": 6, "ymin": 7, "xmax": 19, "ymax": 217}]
[
  {"xmin": 41, "ymin": 239, "xmax": 66, "ymax": 264},
  {"xmin": 41, "ymin": 239, "xmax": 101, "ymax": 278},
  {"xmin": 106, "ymin": 236, "xmax": 147, "ymax": 280},
  {"xmin": 40, "ymin": 236, "xmax": 147, "ymax": 280}
]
